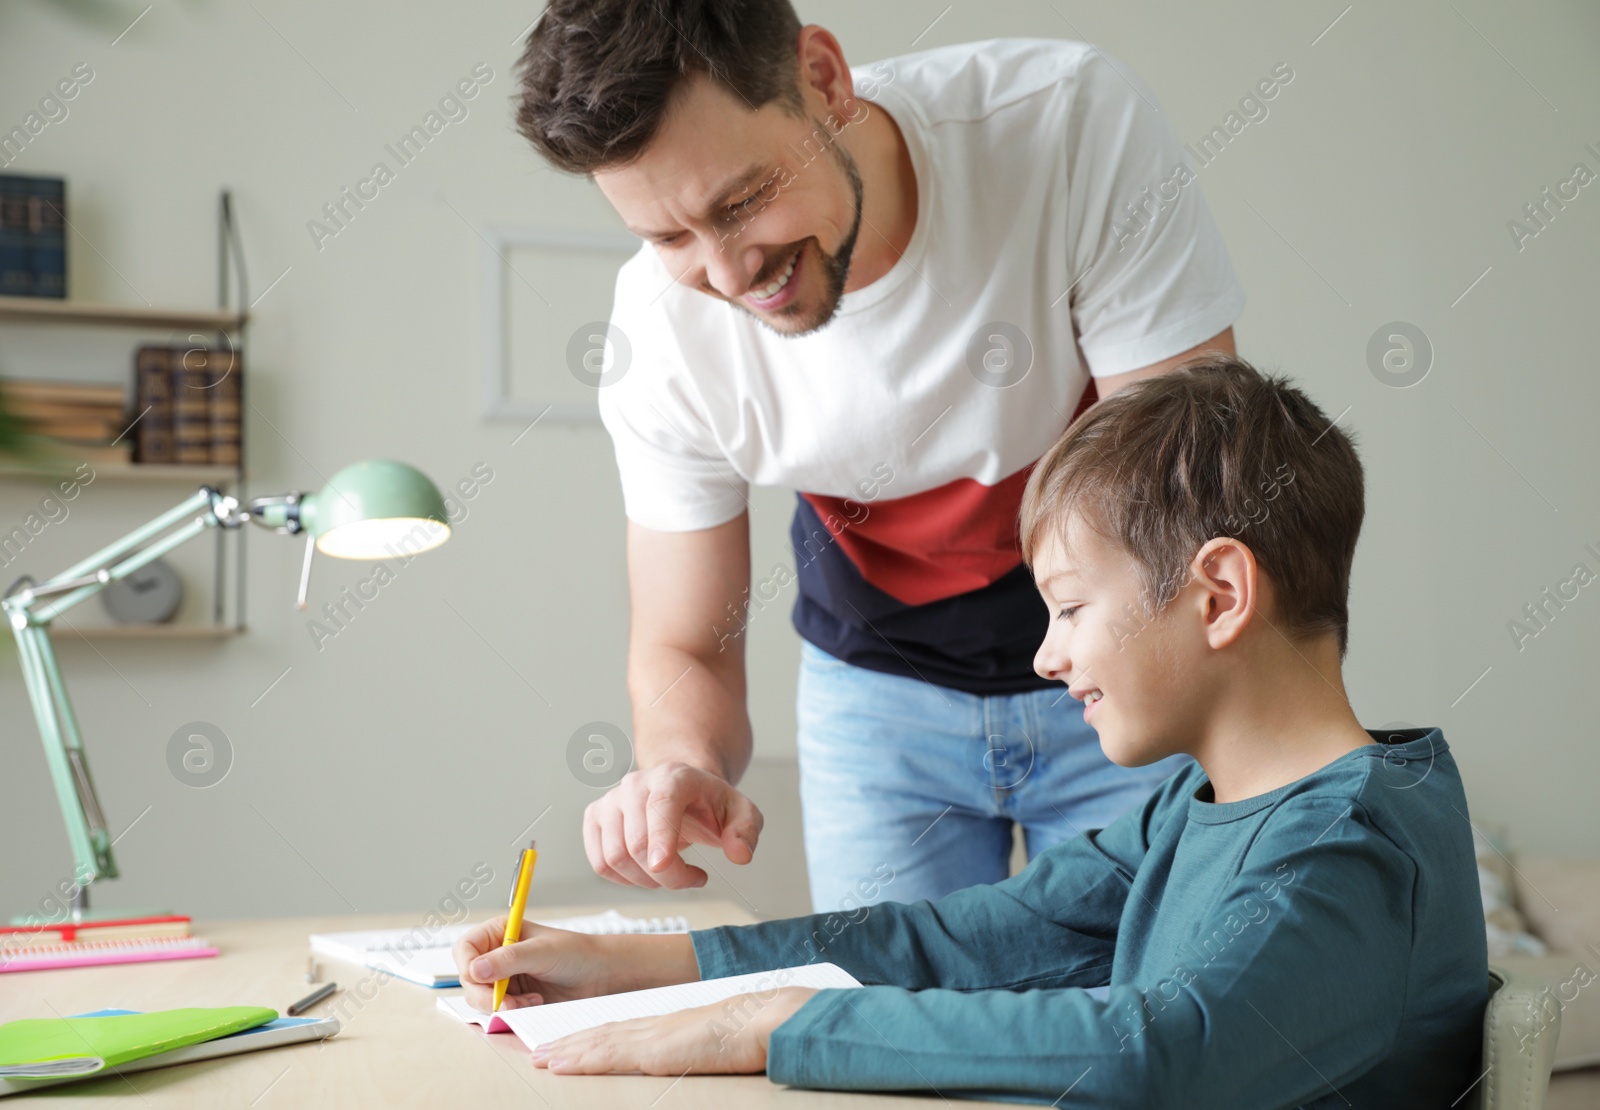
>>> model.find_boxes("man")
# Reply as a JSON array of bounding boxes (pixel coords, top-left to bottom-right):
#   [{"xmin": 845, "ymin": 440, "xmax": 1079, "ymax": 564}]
[{"xmin": 514, "ymin": 0, "xmax": 1245, "ymax": 912}]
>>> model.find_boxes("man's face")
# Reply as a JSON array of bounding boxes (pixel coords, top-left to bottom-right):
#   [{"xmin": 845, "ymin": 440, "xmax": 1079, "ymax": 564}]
[
  {"xmin": 594, "ymin": 73, "xmax": 865, "ymax": 337},
  {"xmin": 1032, "ymin": 513, "xmax": 1211, "ymax": 767}
]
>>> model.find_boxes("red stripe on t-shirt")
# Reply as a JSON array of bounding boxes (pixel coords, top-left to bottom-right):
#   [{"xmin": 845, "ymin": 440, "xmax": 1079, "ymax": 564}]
[
  {"xmin": 798, "ymin": 379, "xmax": 1098, "ymax": 608},
  {"xmin": 801, "ymin": 468, "xmax": 1033, "ymax": 606}
]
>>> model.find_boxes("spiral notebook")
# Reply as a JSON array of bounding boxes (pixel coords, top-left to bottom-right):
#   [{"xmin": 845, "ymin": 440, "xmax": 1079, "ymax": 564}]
[
  {"xmin": 310, "ymin": 910, "xmax": 690, "ymax": 988},
  {"xmin": 0, "ymin": 937, "xmax": 217, "ymax": 974}
]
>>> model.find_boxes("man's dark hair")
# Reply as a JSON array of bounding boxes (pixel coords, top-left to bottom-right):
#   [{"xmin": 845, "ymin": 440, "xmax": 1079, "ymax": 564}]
[
  {"xmin": 515, "ymin": 0, "xmax": 805, "ymax": 175},
  {"xmin": 1019, "ymin": 355, "xmax": 1367, "ymax": 657}
]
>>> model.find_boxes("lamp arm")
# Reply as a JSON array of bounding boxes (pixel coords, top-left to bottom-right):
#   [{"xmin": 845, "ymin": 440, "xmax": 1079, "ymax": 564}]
[
  {"xmin": 32, "ymin": 487, "xmax": 221, "ymax": 594},
  {"xmin": 28, "ymin": 500, "xmax": 225, "ymax": 623},
  {"xmin": 11, "ymin": 623, "xmax": 112, "ymax": 896},
  {"xmin": 1, "ymin": 485, "xmax": 236, "ymax": 912}
]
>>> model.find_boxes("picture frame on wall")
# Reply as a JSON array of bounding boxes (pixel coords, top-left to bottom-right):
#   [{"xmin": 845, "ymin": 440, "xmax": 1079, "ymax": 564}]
[{"xmin": 481, "ymin": 226, "xmax": 641, "ymax": 425}]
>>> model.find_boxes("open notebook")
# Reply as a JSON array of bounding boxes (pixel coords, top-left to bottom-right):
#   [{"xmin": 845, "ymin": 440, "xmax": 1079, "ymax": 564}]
[
  {"xmin": 437, "ymin": 963, "xmax": 862, "ymax": 1049},
  {"xmin": 311, "ymin": 910, "xmax": 690, "ymax": 988}
]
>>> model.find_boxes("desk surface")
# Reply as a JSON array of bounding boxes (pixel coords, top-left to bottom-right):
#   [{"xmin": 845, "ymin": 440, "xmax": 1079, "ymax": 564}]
[{"xmin": 5, "ymin": 902, "xmax": 1007, "ymax": 1107}]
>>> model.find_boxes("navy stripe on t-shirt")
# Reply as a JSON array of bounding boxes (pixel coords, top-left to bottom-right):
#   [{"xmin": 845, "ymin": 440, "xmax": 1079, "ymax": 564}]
[{"xmin": 788, "ymin": 495, "xmax": 1056, "ymax": 695}]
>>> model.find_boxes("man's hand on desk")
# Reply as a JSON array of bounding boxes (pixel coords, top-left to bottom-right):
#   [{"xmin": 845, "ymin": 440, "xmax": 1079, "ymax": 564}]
[
  {"xmin": 530, "ymin": 987, "xmax": 818, "ymax": 1075},
  {"xmin": 583, "ymin": 761, "xmax": 764, "ymax": 889},
  {"xmin": 452, "ymin": 918, "xmax": 699, "ymax": 1012}
]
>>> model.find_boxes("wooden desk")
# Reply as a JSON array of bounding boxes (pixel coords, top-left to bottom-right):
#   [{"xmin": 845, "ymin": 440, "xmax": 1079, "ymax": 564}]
[{"xmin": 6, "ymin": 902, "xmax": 1006, "ymax": 1106}]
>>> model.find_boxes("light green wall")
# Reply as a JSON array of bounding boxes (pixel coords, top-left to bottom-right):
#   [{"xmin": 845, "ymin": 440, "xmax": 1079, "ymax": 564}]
[{"xmin": 1, "ymin": 0, "xmax": 1595, "ymax": 926}]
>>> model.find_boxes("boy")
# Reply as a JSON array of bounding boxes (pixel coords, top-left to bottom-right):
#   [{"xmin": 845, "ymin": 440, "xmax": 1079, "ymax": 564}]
[{"xmin": 454, "ymin": 357, "xmax": 1488, "ymax": 1107}]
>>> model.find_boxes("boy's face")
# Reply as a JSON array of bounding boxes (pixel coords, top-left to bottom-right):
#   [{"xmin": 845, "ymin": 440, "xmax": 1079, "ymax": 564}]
[{"xmin": 1031, "ymin": 513, "xmax": 1211, "ymax": 767}]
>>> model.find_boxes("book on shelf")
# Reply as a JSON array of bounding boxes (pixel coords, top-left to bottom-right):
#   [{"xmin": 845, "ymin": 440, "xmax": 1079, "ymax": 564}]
[
  {"xmin": 0, "ymin": 174, "xmax": 66, "ymax": 299},
  {"xmin": 171, "ymin": 349, "xmax": 210, "ymax": 465},
  {"xmin": 7, "ymin": 399, "xmax": 125, "ymax": 423},
  {"xmin": 2, "ymin": 381, "xmax": 125, "ymax": 407},
  {"xmin": 0, "ymin": 378, "xmax": 133, "ymax": 463},
  {"xmin": 0, "ymin": 183, "xmax": 26, "ymax": 297},
  {"xmin": 16, "ymin": 416, "xmax": 122, "ymax": 442},
  {"xmin": 133, "ymin": 346, "xmax": 174, "ymax": 463},
  {"xmin": 31, "ymin": 179, "xmax": 65, "ymax": 299},
  {"xmin": 205, "ymin": 349, "xmax": 241, "ymax": 468},
  {"xmin": 133, "ymin": 345, "xmax": 240, "ymax": 468}
]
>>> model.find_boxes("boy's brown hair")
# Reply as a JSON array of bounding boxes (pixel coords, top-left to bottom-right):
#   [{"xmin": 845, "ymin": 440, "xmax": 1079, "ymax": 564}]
[
  {"xmin": 1019, "ymin": 355, "xmax": 1365, "ymax": 656},
  {"xmin": 515, "ymin": 0, "xmax": 805, "ymax": 175}
]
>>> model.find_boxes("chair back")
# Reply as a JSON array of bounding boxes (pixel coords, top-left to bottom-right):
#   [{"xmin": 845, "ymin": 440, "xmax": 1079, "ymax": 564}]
[{"xmin": 1472, "ymin": 966, "xmax": 1560, "ymax": 1110}]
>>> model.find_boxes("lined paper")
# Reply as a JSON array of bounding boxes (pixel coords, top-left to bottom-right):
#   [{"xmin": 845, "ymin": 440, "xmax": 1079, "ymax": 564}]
[
  {"xmin": 437, "ymin": 963, "xmax": 861, "ymax": 1049},
  {"xmin": 313, "ymin": 911, "xmax": 690, "ymax": 987},
  {"xmin": 314, "ymin": 910, "xmax": 688, "ymax": 959}
]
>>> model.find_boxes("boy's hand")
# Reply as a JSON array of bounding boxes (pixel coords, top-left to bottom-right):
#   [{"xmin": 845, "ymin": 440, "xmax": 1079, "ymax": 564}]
[
  {"xmin": 452, "ymin": 917, "xmax": 700, "ymax": 1014},
  {"xmin": 529, "ymin": 987, "xmax": 818, "ymax": 1075},
  {"xmin": 452, "ymin": 917, "xmax": 608, "ymax": 1012}
]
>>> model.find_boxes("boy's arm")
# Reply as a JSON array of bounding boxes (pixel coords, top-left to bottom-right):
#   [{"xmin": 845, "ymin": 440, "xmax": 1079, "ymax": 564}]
[
  {"xmin": 693, "ymin": 768, "xmax": 1193, "ymax": 991},
  {"xmin": 763, "ymin": 800, "xmax": 1433, "ymax": 1105}
]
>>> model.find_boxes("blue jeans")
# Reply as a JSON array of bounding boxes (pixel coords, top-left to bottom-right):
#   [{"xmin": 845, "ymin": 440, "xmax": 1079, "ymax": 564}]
[{"xmin": 795, "ymin": 640, "xmax": 1189, "ymax": 914}]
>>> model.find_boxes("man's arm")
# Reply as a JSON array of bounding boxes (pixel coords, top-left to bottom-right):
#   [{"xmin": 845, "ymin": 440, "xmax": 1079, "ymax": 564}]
[
  {"xmin": 625, "ymin": 512, "xmax": 754, "ymax": 781},
  {"xmin": 582, "ymin": 512, "xmax": 765, "ymax": 889},
  {"xmin": 1093, "ymin": 326, "xmax": 1236, "ymax": 400}
]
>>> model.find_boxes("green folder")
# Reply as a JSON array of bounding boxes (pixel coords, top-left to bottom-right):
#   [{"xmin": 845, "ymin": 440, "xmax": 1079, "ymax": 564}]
[{"xmin": 0, "ymin": 1007, "xmax": 276, "ymax": 1080}]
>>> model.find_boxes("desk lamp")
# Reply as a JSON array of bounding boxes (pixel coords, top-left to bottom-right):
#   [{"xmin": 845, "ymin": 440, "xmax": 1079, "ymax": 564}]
[{"xmin": 2, "ymin": 460, "xmax": 450, "ymax": 920}]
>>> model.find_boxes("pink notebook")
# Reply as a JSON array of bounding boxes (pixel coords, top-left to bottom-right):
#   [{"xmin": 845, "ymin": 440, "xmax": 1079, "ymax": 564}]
[{"xmin": 0, "ymin": 936, "xmax": 217, "ymax": 973}]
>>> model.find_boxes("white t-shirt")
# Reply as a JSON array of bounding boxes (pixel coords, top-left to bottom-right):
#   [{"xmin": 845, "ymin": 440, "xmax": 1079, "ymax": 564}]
[{"xmin": 597, "ymin": 37, "xmax": 1245, "ymax": 693}]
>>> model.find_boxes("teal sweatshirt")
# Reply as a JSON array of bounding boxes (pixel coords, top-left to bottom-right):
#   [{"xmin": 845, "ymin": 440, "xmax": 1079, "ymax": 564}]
[{"xmin": 691, "ymin": 728, "xmax": 1487, "ymax": 1107}]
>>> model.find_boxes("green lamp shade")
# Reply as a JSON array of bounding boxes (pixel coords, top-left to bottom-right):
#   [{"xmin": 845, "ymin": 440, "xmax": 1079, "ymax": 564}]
[{"xmin": 297, "ymin": 460, "xmax": 451, "ymax": 560}]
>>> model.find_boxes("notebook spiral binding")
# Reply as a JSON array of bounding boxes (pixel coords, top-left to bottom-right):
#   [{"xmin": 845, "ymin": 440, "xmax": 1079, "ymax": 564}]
[{"xmin": 0, "ymin": 936, "xmax": 215, "ymax": 972}]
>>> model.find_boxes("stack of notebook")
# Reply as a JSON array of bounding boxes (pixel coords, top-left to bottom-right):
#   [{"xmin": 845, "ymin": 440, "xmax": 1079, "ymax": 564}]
[
  {"xmin": 0, "ymin": 1007, "xmax": 337, "ymax": 1096},
  {"xmin": 0, "ymin": 915, "xmax": 216, "ymax": 974}
]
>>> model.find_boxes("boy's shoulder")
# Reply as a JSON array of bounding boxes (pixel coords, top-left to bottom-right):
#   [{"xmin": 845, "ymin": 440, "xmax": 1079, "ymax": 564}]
[
  {"xmin": 1174, "ymin": 727, "xmax": 1466, "ymax": 846},
  {"xmin": 1216, "ymin": 729, "xmax": 1472, "ymax": 884},
  {"xmin": 1279, "ymin": 726, "xmax": 1460, "ymax": 819},
  {"xmin": 1104, "ymin": 729, "xmax": 1467, "ymax": 876}
]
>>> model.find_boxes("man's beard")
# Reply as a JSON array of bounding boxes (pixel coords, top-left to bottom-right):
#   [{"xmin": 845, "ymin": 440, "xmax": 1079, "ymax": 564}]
[{"xmin": 744, "ymin": 129, "xmax": 865, "ymax": 338}]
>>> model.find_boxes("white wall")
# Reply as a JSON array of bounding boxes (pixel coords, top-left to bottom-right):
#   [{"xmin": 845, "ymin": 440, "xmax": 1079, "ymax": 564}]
[{"xmin": 1, "ymin": 0, "xmax": 1595, "ymax": 928}]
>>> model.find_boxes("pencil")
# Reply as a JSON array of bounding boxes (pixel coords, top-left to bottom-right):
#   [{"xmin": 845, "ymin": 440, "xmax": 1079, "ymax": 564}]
[
  {"xmin": 493, "ymin": 840, "xmax": 538, "ymax": 1013},
  {"xmin": 288, "ymin": 981, "xmax": 337, "ymax": 1016}
]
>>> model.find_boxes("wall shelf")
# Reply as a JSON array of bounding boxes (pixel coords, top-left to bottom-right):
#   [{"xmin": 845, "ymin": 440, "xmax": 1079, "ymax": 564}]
[
  {"xmin": 0, "ymin": 189, "xmax": 251, "ymax": 637},
  {"xmin": 0, "ymin": 461, "xmax": 242, "ymax": 485},
  {"xmin": 59, "ymin": 624, "xmax": 244, "ymax": 641},
  {"xmin": 0, "ymin": 295, "xmax": 247, "ymax": 331}
]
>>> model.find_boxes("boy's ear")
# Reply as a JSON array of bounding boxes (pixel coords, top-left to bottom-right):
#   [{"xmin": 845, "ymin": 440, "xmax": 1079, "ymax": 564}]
[{"xmin": 1188, "ymin": 537, "xmax": 1258, "ymax": 649}]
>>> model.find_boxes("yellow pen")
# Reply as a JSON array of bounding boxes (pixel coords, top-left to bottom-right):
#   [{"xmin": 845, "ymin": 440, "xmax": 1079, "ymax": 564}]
[{"xmin": 493, "ymin": 839, "xmax": 538, "ymax": 1013}]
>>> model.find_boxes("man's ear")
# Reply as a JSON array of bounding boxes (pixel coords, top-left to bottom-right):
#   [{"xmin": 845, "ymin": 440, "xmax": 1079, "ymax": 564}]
[
  {"xmin": 1189, "ymin": 536, "xmax": 1258, "ymax": 649},
  {"xmin": 795, "ymin": 26, "xmax": 854, "ymax": 115}
]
